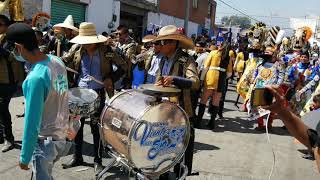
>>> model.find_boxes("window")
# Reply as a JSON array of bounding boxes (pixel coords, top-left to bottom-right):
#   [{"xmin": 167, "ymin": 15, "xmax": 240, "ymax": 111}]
[{"xmin": 193, "ymin": 0, "xmax": 198, "ymax": 8}]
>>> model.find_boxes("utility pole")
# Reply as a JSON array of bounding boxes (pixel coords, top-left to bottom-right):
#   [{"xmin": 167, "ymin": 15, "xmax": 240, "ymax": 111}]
[{"xmin": 184, "ymin": 0, "xmax": 190, "ymax": 35}]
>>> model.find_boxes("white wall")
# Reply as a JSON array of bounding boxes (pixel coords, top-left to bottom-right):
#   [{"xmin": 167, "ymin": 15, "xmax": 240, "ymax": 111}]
[
  {"xmin": 147, "ymin": 12, "xmax": 199, "ymax": 37},
  {"xmin": 87, "ymin": 0, "xmax": 120, "ymax": 33}
]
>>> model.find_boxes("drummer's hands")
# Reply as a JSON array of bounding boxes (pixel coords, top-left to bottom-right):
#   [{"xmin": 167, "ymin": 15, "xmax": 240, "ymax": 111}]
[
  {"xmin": 261, "ymin": 85, "xmax": 287, "ymax": 114},
  {"xmin": 156, "ymin": 76, "xmax": 174, "ymax": 87},
  {"xmin": 19, "ymin": 162, "xmax": 29, "ymax": 170}
]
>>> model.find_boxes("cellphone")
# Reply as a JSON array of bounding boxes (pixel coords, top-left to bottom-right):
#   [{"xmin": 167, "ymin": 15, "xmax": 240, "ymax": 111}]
[{"xmin": 251, "ymin": 88, "xmax": 274, "ymax": 107}]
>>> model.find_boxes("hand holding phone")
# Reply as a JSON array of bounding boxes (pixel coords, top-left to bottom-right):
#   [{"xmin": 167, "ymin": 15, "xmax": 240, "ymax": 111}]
[{"xmin": 251, "ymin": 88, "xmax": 274, "ymax": 107}]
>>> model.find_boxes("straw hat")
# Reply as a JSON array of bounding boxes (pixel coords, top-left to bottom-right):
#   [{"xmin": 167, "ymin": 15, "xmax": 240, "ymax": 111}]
[
  {"xmin": 70, "ymin": 22, "xmax": 108, "ymax": 45},
  {"xmin": 53, "ymin": 15, "xmax": 79, "ymax": 32},
  {"xmin": 151, "ymin": 25, "xmax": 194, "ymax": 49},
  {"xmin": 142, "ymin": 34, "xmax": 156, "ymax": 43}
]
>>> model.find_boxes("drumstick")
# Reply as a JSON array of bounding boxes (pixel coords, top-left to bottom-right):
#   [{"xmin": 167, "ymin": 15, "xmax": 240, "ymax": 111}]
[
  {"xmin": 65, "ymin": 67, "xmax": 104, "ymax": 85},
  {"xmin": 66, "ymin": 67, "xmax": 79, "ymax": 74},
  {"xmin": 87, "ymin": 75, "xmax": 105, "ymax": 85}
]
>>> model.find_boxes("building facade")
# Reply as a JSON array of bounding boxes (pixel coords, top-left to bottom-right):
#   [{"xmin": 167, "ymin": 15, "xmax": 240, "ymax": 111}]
[{"xmin": 147, "ymin": 0, "xmax": 217, "ymax": 37}]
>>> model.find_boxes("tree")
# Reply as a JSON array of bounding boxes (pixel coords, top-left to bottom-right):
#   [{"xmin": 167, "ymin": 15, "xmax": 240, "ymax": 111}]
[{"xmin": 221, "ymin": 15, "xmax": 251, "ymax": 29}]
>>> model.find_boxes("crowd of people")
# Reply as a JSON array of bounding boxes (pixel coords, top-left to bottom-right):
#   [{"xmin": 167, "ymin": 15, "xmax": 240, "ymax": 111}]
[{"xmin": 0, "ymin": 11, "xmax": 319, "ymax": 180}]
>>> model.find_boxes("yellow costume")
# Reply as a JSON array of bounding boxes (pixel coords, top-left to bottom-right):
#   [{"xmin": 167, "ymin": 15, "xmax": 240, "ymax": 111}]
[
  {"xmin": 203, "ymin": 50, "xmax": 232, "ymax": 90},
  {"xmin": 236, "ymin": 57, "xmax": 259, "ymax": 99},
  {"xmin": 234, "ymin": 52, "xmax": 245, "ymax": 73}
]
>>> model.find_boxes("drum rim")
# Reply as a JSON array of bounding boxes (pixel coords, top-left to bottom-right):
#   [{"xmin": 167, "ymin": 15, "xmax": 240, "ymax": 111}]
[
  {"xmin": 68, "ymin": 87, "xmax": 99, "ymax": 104},
  {"xmin": 128, "ymin": 101, "xmax": 191, "ymax": 176}
]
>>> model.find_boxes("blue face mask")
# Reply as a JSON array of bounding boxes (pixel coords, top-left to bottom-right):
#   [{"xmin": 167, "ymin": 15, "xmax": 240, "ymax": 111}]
[{"xmin": 13, "ymin": 49, "xmax": 26, "ymax": 62}]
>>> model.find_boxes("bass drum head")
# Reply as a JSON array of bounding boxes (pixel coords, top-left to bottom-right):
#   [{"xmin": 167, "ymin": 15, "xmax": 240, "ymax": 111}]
[{"xmin": 129, "ymin": 102, "xmax": 190, "ymax": 176}]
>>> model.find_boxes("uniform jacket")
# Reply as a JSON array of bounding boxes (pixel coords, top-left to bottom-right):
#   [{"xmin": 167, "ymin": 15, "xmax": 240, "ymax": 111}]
[
  {"xmin": 156, "ymin": 48, "xmax": 200, "ymax": 117},
  {"xmin": 0, "ymin": 34, "xmax": 24, "ymax": 85},
  {"xmin": 63, "ymin": 44, "xmax": 128, "ymax": 97}
]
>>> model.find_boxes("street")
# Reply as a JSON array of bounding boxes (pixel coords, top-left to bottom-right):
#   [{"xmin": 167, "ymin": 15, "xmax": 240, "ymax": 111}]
[{"xmin": 0, "ymin": 81, "xmax": 319, "ymax": 180}]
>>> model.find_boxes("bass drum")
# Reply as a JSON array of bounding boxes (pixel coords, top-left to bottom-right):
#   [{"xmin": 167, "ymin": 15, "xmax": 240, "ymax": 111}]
[{"xmin": 100, "ymin": 90, "xmax": 190, "ymax": 177}]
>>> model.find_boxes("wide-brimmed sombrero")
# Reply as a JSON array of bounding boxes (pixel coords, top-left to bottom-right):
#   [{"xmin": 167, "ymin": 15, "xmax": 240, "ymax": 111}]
[
  {"xmin": 151, "ymin": 25, "xmax": 194, "ymax": 49},
  {"xmin": 70, "ymin": 22, "xmax": 107, "ymax": 45},
  {"xmin": 142, "ymin": 34, "xmax": 156, "ymax": 43},
  {"xmin": 53, "ymin": 15, "xmax": 79, "ymax": 32}
]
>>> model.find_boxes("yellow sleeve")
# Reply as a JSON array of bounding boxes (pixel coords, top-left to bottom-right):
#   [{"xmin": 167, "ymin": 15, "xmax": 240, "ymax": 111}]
[{"xmin": 204, "ymin": 51, "xmax": 215, "ymax": 68}]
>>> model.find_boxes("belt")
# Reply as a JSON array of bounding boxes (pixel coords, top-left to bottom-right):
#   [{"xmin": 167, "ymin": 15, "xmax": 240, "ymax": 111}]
[{"xmin": 208, "ymin": 67, "xmax": 226, "ymax": 72}]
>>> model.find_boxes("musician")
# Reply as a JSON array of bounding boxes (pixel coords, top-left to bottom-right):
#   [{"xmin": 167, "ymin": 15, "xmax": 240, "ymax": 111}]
[
  {"xmin": 48, "ymin": 15, "xmax": 78, "ymax": 57},
  {"xmin": 6, "ymin": 23, "xmax": 71, "ymax": 179},
  {"xmin": 152, "ymin": 25, "xmax": 200, "ymax": 178},
  {"xmin": 142, "ymin": 35, "xmax": 163, "ymax": 84},
  {"xmin": 61, "ymin": 22, "xmax": 127, "ymax": 174},
  {"xmin": 0, "ymin": 15, "xmax": 24, "ymax": 153},
  {"xmin": 113, "ymin": 25, "xmax": 137, "ymax": 89}
]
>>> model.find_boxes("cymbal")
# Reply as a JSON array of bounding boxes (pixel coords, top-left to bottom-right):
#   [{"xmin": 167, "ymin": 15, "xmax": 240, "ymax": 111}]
[{"xmin": 139, "ymin": 84, "xmax": 181, "ymax": 97}]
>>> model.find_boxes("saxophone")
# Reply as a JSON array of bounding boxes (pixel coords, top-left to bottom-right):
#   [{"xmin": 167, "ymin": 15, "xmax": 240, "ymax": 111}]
[{"xmin": 0, "ymin": 0, "xmax": 24, "ymax": 22}]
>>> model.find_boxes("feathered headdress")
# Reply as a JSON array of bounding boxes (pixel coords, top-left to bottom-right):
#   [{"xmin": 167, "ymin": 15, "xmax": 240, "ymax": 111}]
[{"xmin": 32, "ymin": 12, "xmax": 51, "ymax": 32}]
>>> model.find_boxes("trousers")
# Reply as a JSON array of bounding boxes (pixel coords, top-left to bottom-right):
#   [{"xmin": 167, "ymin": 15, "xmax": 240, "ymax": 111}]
[{"xmin": 73, "ymin": 89, "xmax": 105, "ymax": 163}]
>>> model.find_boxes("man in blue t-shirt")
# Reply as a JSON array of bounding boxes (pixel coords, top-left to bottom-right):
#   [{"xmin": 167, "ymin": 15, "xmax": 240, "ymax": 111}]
[{"xmin": 6, "ymin": 23, "xmax": 71, "ymax": 180}]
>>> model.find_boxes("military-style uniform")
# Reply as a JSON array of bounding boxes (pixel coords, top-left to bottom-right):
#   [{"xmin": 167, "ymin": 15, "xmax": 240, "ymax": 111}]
[
  {"xmin": 115, "ymin": 37, "xmax": 137, "ymax": 88},
  {"xmin": 62, "ymin": 44, "xmax": 127, "ymax": 167},
  {"xmin": 63, "ymin": 44, "xmax": 128, "ymax": 96},
  {"xmin": 156, "ymin": 48, "xmax": 199, "ymax": 177}
]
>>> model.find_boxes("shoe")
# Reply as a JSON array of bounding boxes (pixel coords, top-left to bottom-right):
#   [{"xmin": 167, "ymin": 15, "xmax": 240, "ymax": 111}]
[
  {"xmin": 0, "ymin": 136, "xmax": 4, "ymax": 144},
  {"xmin": 218, "ymin": 112, "xmax": 224, "ymax": 119},
  {"xmin": 62, "ymin": 157, "xmax": 84, "ymax": 169},
  {"xmin": 1, "ymin": 140, "xmax": 14, "ymax": 152},
  {"xmin": 94, "ymin": 162, "xmax": 103, "ymax": 175}
]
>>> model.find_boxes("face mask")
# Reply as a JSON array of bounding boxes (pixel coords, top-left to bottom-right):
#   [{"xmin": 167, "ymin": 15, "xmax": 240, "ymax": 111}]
[{"xmin": 13, "ymin": 49, "xmax": 26, "ymax": 62}]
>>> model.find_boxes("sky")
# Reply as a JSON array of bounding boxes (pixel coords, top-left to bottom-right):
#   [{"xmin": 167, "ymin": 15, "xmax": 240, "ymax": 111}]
[{"xmin": 215, "ymin": 0, "xmax": 320, "ymax": 30}]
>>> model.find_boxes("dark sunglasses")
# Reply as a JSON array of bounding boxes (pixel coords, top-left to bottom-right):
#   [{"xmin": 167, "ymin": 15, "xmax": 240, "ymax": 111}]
[
  {"xmin": 154, "ymin": 40, "xmax": 174, "ymax": 46},
  {"xmin": 0, "ymin": 23, "xmax": 7, "ymax": 27}
]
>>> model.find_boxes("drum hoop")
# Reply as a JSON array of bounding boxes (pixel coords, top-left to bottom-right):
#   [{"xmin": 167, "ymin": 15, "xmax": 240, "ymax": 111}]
[
  {"xmin": 69, "ymin": 87, "xmax": 99, "ymax": 104},
  {"xmin": 128, "ymin": 101, "xmax": 191, "ymax": 176}
]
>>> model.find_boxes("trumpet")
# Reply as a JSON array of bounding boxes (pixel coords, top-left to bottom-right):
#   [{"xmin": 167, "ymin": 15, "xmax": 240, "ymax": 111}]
[{"xmin": 131, "ymin": 47, "xmax": 154, "ymax": 64}]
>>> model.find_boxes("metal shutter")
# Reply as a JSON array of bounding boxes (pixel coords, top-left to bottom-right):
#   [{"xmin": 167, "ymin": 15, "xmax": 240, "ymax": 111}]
[{"xmin": 51, "ymin": 0, "xmax": 86, "ymax": 26}]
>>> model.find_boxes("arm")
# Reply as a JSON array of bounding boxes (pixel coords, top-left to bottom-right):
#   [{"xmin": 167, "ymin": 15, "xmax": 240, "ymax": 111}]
[
  {"xmin": 111, "ymin": 52, "xmax": 128, "ymax": 82},
  {"xmin": 20, "ymin": 74, "xmax": 49, "ymax": 165},
  {"xmin": 300, "ymin": 74, "xmax": 319, "ymax": 94}
]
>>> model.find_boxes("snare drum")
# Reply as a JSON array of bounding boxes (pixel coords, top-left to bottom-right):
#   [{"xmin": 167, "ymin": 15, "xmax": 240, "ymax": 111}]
[
  {"xmin": 100, "ymin": 90, "xmax": 190, "ymax": 177},
  {"xmin": 68, "ymin": 87, "xmax": 100, "ymax": 116}
]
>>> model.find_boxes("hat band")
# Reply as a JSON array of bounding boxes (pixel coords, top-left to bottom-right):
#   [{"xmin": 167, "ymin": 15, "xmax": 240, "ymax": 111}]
[{"xmin": 79, "ymin": 28, "xmax": 97, "ymax": 36}]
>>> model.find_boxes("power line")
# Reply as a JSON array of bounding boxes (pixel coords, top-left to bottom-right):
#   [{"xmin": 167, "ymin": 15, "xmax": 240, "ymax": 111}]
[{"xmin": 216, "ymin": 0, "xmax": 261, "ymax": 23}]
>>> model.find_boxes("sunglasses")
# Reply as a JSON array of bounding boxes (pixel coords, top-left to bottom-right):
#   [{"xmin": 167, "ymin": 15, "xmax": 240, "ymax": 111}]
[
  {"xmin": 154, "ymin": 40, "xmax": 175, "ymax": 46},
  {"xmin": 0, "ymin": 23, "xmax": 7, "ymax": 27}
]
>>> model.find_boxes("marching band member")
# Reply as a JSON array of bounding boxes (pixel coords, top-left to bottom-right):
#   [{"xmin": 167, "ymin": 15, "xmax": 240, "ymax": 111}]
[
  {"xmin": 61, "ymin": 22, "xmax": 127, "ymax": 174},
  {"xmin": 152, "ymin": 25, "xmax": 200, "ymax": 178},
  {"xmin": 48, "ymin": 15, "xmax": 79, "ymax": 57},
  {"xmin": 113, "ymin": 25, "xmax": 137, "ymax": 89}
]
